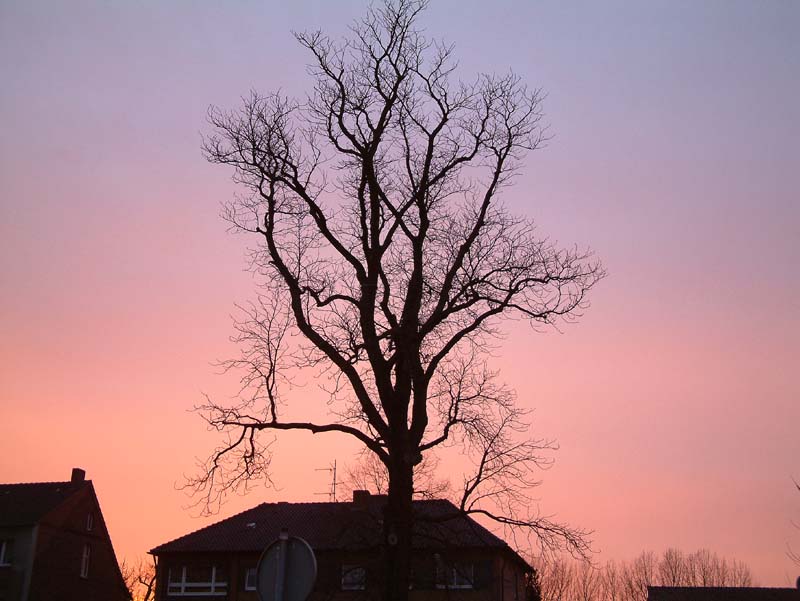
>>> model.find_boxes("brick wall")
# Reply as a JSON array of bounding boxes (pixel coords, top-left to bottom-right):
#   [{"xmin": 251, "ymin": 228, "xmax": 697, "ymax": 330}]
[{"xmin": 155, "ymin": 548, "xmax": 527, "ymax": 601}]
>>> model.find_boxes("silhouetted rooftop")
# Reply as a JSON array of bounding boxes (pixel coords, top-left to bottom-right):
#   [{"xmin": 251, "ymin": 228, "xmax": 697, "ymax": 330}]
[
  {"xmin": 648, "ymin": 586, "xmax": 800, "ymax": 601},
  {"xmin": 0, "ymin": 480, "xmax": 90, "ymax": 526},
  {"xmin": 151, "ymin": 494, "xmax": 518, "ymax": 560}
]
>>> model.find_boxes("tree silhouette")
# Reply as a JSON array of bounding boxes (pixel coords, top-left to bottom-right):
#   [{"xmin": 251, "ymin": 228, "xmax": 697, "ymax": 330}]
[
  {"xmin": 534, "ymin": 549, "xmax": 754, "ymax": 601},
  {"xmin": 191, "ymin": 1, "xmax": 603, "ymax": 599},
  {"xmin": 790, "ymin": 480, "xmax": 800, "ymax": 566},
  {"xmin": 121, "ymin": 557, "xmax": 156, "ymax": 601},
  {"xmin": 341, "ymin": 450, "xmax": 451, "ymax": 500}
]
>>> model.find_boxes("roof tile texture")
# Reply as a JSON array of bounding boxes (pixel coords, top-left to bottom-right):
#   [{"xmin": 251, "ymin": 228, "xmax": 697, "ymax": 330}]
[
  {"xmin": 0, "ymin": 481, "xmax": 90, "ymax": 526},
  {"xmin": 151, "ymin": 497, "xmax": 506, "ymax": 554}
]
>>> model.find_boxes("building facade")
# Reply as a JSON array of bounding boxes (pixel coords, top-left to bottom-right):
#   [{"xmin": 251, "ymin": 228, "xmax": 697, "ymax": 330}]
[
  {"xmin": 0, "ymin": 468, "xmax": 130, "ymax": 601},
  {"xmin": 151, "ymin": 491, "xmax": 531, "ymax": 601}
]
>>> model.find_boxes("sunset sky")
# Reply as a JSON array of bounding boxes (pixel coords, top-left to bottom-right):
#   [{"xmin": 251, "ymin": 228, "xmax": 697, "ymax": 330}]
[{"xmin": 1, "ymin": 0, "xmax": 798, "ymax": 586}]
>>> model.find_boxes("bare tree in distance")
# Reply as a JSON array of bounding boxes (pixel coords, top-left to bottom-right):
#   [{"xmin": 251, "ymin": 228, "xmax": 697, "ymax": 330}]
[
  {"xmin": 342, "ymin": 450, "xmax": 451, "ymax": 500},
  {"xmin": 191, "ymin": 1, "xmax": 603, "ymax": 598},
  {"xmin": 789, "ymin": 479, "xmax": 800, "ymax": 566},
  {"xmin": 121, "ymin": 557, "xmax": 156, "ymax": 601},
  {"xmin": 534, "ymin": 549, "xmax": 754, "ymax": 601}
]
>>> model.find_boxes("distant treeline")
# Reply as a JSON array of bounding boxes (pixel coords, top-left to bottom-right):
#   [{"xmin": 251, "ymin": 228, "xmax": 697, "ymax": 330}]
[{"xmin": 531, "ymin": 548, "xmax": 753, "ymax": 601}]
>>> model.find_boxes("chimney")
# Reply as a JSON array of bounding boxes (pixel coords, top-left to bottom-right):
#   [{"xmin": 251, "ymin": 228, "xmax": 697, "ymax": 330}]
[
  {"xmin": 71, "ymin": 467, "xmax": 86, "ymax": 483},
  {"xmin": 352, "ymin": 490, "xmax": 371, "ymax": 507}
]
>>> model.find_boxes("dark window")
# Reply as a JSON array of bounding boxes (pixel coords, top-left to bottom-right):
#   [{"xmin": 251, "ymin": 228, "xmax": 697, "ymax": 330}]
[
  {"xmin": 436, "ymin": 562, "xmax": 474, "ymax": 589},
  {"xmin": 0, "ymin": 540, "xmax": 12, "ymax": 566},
  {"xmin": 473, "ymin": 560, "xmax": 493, "ymax": 590},
  {"xmin": 80, "ymin": 544, "xmax": 91, "ymax": 578},
  {"xmin": 409, "ymin": 560, "xmax": 436, "ymax": 590},
  {"xmin": 86, "ymin": 513, "xmax": 94, "ymax": 531},
  {"xmin": 245, "ymin": 567, "xmax": 257, "ymax": 591},
  {"xmin": 341, "ymin": 565, "xmax": 367, "ymax": 590}
]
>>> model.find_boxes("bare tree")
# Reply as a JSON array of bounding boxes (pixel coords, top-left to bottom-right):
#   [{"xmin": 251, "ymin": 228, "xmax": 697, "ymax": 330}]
[
  {"xmin": 621, "ymin": 552, "xmax": 656, "ymax": 601},
  {"xmin": 534, "ymin": 550, "xmax": 754, "ymax": 601},
  {"xmin": 192, "ymin": 1, "xmax": 603, "ymax": 599},
  {"xmin": 686, "ymin": 549, "xmax": 715, "ymax": 586},
  {"xmin": 657, "ymin": 548, "xmax": 686, "ymax": 587},
  {"xmin": 601, "ymin": 560, "xmax": 625, "ymax": 601},
  {"xmin": 534, "ymin": 557, "xmax": 575, "ymax": 601},
  {"xmin": 789, "ymin": 480, "xmax": 800, "ymax": 566},
  {"xmin": 684, "ymin": 549, "xmax": 752, "ymax": 587},
  {"xmin": 121, "ymin": 557, "xmax": 156, "ymax": 601},
  {"xmin": 572, "ymin": 562, "xmax": 602, "ymax": 601},
  {"xmin": 342, "ymin": 450, "xmax": 451, "ymax": 499},
  {"xmin": 726, "ymin": 558, "xmax": 754, "ymax": 587}
]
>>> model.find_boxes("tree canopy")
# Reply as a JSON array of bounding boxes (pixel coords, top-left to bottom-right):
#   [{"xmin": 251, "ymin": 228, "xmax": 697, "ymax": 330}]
[{"xmin": 193, "ymin": 1, "xmax": 603, "ymax": 598}]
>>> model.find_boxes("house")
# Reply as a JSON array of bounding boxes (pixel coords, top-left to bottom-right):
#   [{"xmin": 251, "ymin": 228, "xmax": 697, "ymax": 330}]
[
  {"xmin": 0, "ymin": 467, "xmax": 130, "ymax": 601},
  {"xmin": 647, "ymin": 585, "xmax": 800, "ymax": 601},
  {"xmin": 150, "ymin": 490, "xmax": 532, "ymax": 600}
]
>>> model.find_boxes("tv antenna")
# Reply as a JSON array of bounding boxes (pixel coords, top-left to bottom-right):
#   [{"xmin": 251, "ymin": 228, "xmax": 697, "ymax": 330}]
[{"xmin": 314, "ymin": 459, "xmax": 341, "ymax": 502}]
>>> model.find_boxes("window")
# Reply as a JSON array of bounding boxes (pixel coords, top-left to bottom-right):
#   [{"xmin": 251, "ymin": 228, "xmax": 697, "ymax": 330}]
[
  {"xmin": 0, "ymin": 539, "xmax": 12, "ymax": 566},
  {"xmin": 86, "ymin": 513, "xmax": 94, "ymax": 531},
  {"xmin": 167, "ymin": 565, "xmax": 228, "ymax": 596},
  {"xmin": 436, "ymin": 562, "xmax": 474, "ymax": 589},
  {"xmin": 245, "ymin": 567, "xmax": 257, "ymax": 591},
  {"xmin": 341, "ymin": 565, "xmax": 366, "ymax": 591},
  {"xmin": 80, "ymin": 544, "xmax": 91, "ymax": 578}
]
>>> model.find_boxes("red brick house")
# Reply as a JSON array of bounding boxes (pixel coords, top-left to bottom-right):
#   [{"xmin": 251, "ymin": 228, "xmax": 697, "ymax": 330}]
[
  {"xmin": 150, "ymin": 491, "xmax": 532, "ymax": 601},
  {"xmin": 0, "ymin": 468, "xmax": 130, "ymax": 601}
]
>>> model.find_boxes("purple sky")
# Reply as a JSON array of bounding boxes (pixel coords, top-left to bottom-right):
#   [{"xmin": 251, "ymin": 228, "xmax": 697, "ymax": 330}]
[{"xmin": 1, "ymin": 0, "xmax": 798, "ymax": 585}]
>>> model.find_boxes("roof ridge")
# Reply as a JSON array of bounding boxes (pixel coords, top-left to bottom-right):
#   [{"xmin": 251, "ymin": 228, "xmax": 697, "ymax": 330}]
[
  {"xmin": 150, "ymin": 496, "xmax": 457, "ymax": 551},
  {"xmin": 150, "ymin": 496, "xmax": 517, "ymax": 558},
  {"xmin": 0, "ymin": 479, "xmax": 93, "ymax": 527},
  {"xmin": 0, "ymin": 480, "xmax": 92, "ymax": 486},
  {"xmin": 149, "ymin": 501, "xmax": 274, "ymax": 553}
]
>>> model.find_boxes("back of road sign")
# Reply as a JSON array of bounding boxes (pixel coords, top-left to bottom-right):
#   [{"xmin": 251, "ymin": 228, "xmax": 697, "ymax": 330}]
[{"xmin": 256, "ymin": 531, "xmax": 317, "ymax": 601}]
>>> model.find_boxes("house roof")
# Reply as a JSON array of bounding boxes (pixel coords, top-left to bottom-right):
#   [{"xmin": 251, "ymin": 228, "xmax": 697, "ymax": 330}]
[
  {"xmin": 0, "ymin": 480, "xmax": 91, "ymax": 527},
  {"xmin": 648, "ymin": 586, "xmax": 800, "ymax": 601},
  {"xmin": 151, "ymin": 495, "xmax": 521, "ymax": 563}
]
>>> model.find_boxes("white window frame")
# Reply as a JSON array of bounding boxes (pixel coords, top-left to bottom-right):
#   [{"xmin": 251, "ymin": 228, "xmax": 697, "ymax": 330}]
[
  {"xmin": 244, "ymin": 567, "xmax": 257, "ymax": 591},
  {"xmin": 0, "ymin": 540, "xmax": 11, "ymax": 566},
  {"xmin": 167, "ymin": 565, "xmax": 228, "ymax": 596},
  {"xmin": 80, "ymin": 544, "xmax": 91, "ymax": 578},
  {"xmin": 436, "ymin": 562, "xmax": 474, "ymax": 590},
  {"xmin": 341, "ymin": 564, "xmax": 367, "ymax": 591}
]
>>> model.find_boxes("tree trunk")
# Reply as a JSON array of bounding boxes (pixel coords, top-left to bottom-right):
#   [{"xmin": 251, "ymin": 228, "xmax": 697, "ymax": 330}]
[{"xmin": 383, "ymin": 457, "xmax": 414, "ymax": 601}]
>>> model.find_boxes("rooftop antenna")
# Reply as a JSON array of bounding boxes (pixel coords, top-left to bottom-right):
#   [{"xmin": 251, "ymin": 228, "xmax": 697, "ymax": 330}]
[{"xmin": 314, "ymin": 459, "xmax": 341, "ymax": 502}]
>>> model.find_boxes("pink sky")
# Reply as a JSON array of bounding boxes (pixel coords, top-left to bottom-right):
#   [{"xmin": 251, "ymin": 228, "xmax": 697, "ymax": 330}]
[{"xmin": 1, "ymin": 0, "xmax": 798, "ymax": 586}]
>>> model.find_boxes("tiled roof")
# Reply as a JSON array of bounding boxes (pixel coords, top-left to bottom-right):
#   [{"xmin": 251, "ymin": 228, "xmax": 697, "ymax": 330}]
[
  {"xmin": 648, "ymin": 587, "xmax": 800, "ymax": 601},
  {"xmin": 151, "ymin": 497, "xmax": 509, "ymax": 556},
  {"xmin": 0, "ymin": 480, "xmax": 89, "ymax": 526}
]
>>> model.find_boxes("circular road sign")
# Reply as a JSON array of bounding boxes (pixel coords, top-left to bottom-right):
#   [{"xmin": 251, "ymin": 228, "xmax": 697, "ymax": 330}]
[{"xmin": 256, "ymin": 532, "xmax": 317, "ymax": 601}]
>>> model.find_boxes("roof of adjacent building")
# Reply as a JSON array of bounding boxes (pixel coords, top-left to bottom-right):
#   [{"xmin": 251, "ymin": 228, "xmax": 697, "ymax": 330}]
[
  {"xmin": 151, "ymin": 493, "xmax": 522, "ymax": 563},
  {"xmin": 648, "ymin": 587, "xmax": 800, "ymax": 601},
  {"xmin": 0, "ymin": 480, "xmax": 90, "ymax": 527}
]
